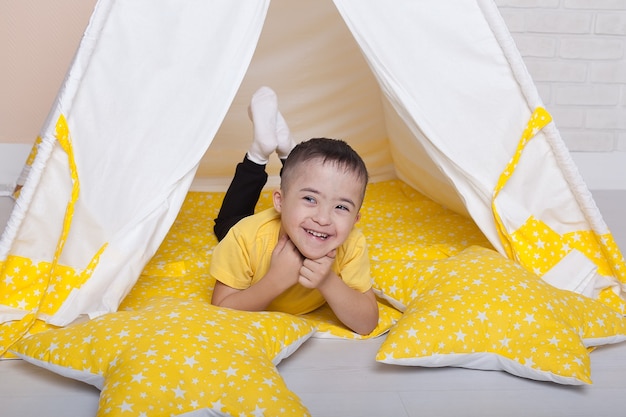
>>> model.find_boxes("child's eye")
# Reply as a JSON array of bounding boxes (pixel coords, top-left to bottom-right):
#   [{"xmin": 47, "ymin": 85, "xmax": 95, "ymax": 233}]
[
  {"xmin": 336, "ymin": 205, "xmax": 350, "ymax": 212},
  {"xmin": 303, "ymin": 196, "xmax": 316, "ymax": 204}
]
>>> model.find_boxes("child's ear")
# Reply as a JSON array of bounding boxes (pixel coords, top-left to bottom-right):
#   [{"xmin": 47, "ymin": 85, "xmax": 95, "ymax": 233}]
[
  {"xmin": 272, "ymin": 189, "xmax": 283, "ymax": 213},
  {"xmin": 355, "ymin": 212, "xmax": 361, "ymax": 223}
]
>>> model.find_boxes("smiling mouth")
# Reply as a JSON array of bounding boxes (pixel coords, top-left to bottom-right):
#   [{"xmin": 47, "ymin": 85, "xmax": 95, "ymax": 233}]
[{"xmin": 306, "ymin": 229, "xmax": 329, "ymax": 239}]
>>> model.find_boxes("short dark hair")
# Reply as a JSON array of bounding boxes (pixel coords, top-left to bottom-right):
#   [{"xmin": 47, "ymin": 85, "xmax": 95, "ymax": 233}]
[{"xmin": 280, "ymin": 138, "xmax": 369, "ymax": 202}]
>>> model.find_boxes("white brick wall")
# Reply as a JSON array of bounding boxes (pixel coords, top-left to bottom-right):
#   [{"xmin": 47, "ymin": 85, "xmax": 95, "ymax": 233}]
[{"xmin": 495, "ymin": 0, "xmax": 626, "ymax": 157}]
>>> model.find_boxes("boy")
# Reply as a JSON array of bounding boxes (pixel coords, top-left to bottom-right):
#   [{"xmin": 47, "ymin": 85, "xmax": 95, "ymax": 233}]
[{"xmin": 210, "ymin": 87, "xmax": 378, "ymax": 335}]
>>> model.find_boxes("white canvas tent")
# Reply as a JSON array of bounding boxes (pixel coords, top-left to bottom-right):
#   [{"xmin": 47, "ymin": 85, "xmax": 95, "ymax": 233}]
[{"xmin": 1, "ymin": 0, "xmax": 624, "ymax": 357}]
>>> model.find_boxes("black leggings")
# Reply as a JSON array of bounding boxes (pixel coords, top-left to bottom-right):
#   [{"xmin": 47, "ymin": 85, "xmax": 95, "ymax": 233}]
[{"xmin": 213, "ymin": 156, "xmax": 268, "ymax": 241}]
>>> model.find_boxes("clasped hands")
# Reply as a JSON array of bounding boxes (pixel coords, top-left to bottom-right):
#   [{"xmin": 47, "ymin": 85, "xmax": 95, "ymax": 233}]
[{"xmin": 271, "ymin": 234, "xmax": 336, "ymax": 289}]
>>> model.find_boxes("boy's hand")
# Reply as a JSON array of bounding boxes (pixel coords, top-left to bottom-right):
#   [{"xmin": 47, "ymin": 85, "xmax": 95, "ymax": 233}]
[
  {"xmin": 269, "ymin": 234, "xmax": 304, "ymax": 285},
  {"xmin": 298, "ymin": 249, "xmax": 337, "ymax": 289}
]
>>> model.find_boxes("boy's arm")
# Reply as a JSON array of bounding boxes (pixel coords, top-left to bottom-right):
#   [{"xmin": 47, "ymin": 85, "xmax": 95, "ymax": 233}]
[
  {"xmin": 211, "ymin": 274, "xmax": 290, "ymax": 311},
  {"xmin": 321, "ymin": 279, "xmax": 379, "ymax": 335},
  {"xmin": 211, "ymin": 234, "xmax": 302, "ymax": 311}
]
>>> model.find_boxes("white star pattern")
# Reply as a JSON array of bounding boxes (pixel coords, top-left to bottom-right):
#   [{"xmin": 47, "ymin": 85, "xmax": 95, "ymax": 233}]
[
  {"xmin": 119, "ymin": 401, "xmax": 133, "ymax": 412},
  {"xmin": 172, "ymin": 385, "xmax": 186, "ymax": 399},
  {"xmin": 4, "ymin": 275, "xmax": 13, "ymax": 286},
  {"xmin": 252, "ymin": 405, "xmax": 267, "ymax": 417},
  {"xmin": 184, "ymin": 356, "xmax": 198, "ymax": 367},
  {"xmin": 224, "ymin": 366, "xmax": 238, "ymax": 377},
  {"xmin": 132, "ymin": 372, "xmax": 146, "ymax": 383}
]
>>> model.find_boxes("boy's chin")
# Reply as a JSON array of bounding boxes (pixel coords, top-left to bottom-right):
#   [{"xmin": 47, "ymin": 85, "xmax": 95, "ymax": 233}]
[{"xmin": 296, "ymin": 245, "xmax": 335, "ymax": 261}]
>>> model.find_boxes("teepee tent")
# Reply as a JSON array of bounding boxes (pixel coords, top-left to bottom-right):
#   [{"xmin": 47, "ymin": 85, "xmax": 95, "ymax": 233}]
[{"xmin": 1, "ymin": 0, "xmax": 624, "ymax": 356}]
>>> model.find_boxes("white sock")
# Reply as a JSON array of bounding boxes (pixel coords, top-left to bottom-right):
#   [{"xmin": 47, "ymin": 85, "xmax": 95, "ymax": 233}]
[
  {"xmin": 247, "ymin": 86, "xmax": 278, "ymax": 165},
  {"xmin": 276, "ymin": 111, "xmax": 296, "ymax": 159}
]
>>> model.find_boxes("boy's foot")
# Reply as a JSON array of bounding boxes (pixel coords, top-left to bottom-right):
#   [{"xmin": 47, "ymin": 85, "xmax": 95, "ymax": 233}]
[
  {"xmin": 247, "ymin": 86, "xmax": 278, "ymax": 165},
  {"xmin": 276, "ymin": 111, "xmax": 296, "ymax": 160}
]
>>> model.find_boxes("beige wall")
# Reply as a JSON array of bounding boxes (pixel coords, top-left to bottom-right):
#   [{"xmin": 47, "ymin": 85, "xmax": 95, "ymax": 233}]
[
  {"xmin": 2, "ymin": 1, "xmax": 625, "ymax": 180},
  {"xmin": 1, "ymin": 0, "xmax": 97, "ymax": 143},
  {"xmin": 3, "ymin": 1, "xmax": 625, "ymax": 148}
]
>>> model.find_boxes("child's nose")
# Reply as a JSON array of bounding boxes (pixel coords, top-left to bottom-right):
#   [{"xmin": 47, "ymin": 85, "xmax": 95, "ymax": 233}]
[{"xmin": 312, "ymin": 206, "xmax": 331, "ymax": 225}]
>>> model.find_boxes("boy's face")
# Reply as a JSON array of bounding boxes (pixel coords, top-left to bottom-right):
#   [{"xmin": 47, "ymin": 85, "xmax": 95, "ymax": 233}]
[{"xmin": 273, "ymin": 158, "xmax": 364, "ymax": 260}]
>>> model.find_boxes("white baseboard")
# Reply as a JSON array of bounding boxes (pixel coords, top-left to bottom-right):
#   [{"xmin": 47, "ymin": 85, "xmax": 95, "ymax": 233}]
[
  {"xmin": 0, "ymin": 144, "xmax": 31, "ymax": 190},
  {"xmin": 570, "ymin": 151, "xmax": 626, "ymax": 191}
]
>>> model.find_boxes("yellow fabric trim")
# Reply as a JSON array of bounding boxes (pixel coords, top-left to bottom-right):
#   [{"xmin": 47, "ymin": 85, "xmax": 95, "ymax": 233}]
[
  {"xmin": 510, "ymin": 216, "xmax": 624, "ymax": 280},
  {"xmin": 33, "ymin": 115, "xmax": 81, "ymax": 320},
  {"xmin": 492, "ymin": 107, "xmax": 552, "ymax": 260},
  {"xmin": 0, "ymin": 115, "xmax": 106, "ymax": 357},
  {"xmin": 491, "ymin": 108, "xmax": 626, "ymax": 313},
  {"xmin": 25, "ymin": 135, "xmax": 42, "ymax": 167},
  {"xmin": 0, "ymin": 115, "xmax": 78, "ymax": 356},
  {"xmin": 51, "ymin": 114, "xmax": 79, "ymax": 264}
]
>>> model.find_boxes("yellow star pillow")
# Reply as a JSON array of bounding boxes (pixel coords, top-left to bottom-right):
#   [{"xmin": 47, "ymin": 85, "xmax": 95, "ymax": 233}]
[
  {"xmin": 376, "ymin": 246, "xmax": 626, "ymax": 385},
  {"xmin": 359, "ymin": 180, "xmax": 492, "ymax": 312},
  {"xmin": 11, "ymin": 297, "xmax": 314, "ymax": 416}
]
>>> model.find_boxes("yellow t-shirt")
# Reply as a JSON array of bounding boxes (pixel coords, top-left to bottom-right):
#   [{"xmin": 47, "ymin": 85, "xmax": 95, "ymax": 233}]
[{"xmin": 210, "ymin": 208, "xmax": 371, "ymax": 315}]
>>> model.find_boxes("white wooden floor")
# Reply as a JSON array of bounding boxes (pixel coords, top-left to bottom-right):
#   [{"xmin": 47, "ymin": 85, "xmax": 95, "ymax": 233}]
[
  {"xmin": 279, "ymin": 335, "xmax": 626, "ymax": 417},
  {"xmin": 1, "ymin": 190, "xmax": 625, "ymax": 417}
]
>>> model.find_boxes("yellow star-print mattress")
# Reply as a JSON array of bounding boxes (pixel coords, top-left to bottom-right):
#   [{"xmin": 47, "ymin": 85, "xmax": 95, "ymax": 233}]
[{"xmin": 119, "ymin": 179, "xmax": 492, "ymax": 332}]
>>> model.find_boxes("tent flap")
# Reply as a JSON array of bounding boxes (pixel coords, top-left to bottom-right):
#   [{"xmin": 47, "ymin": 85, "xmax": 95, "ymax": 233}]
[{"xmin": 0, "ymin": 0, "xmax": 270, "ymax": 353}]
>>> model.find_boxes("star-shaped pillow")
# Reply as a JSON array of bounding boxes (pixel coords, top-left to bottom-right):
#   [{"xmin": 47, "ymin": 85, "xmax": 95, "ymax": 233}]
[
  {"xmin": 11, "ymin": 297, "xmax": 314, "ymax": 416},
  {"xmin": 376, "ymin": 246, "xmax": 626, "ymax": 385}
]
